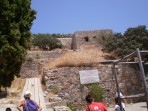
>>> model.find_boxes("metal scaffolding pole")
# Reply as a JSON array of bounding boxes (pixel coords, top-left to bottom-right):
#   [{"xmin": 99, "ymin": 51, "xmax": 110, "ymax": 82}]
[
  {"xmin": 112, "ymin": 62, "xmax": 123, "ymax": 111},
  {"xmin": 136, "ymin": 48, "xmax": 148, "ymax": 111}
]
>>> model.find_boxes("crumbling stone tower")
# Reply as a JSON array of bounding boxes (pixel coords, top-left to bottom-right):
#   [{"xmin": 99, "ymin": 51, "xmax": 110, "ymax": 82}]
[{"xmin": 72, "ymin": 29, "xmax": 113, "ymax": 50}]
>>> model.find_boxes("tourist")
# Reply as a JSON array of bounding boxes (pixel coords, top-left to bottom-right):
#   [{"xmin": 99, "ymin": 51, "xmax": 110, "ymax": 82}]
[
  {"xmin": 114, "ymin": 92, "xmax": 125, "ymax": 111},
  {"xmin": 6, "ymin": 108, "xmax": 11, "ymax": 111},
  {"xmin": 85, "ymin": 94, "xmax": 108, "ymax": 111},
  {"xmin": 17, "ymin": 91, "xmax": 42, "ymax": 111}
]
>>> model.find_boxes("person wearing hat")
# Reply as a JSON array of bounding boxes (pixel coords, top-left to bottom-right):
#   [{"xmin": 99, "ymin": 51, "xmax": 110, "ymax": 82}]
[
  {"xmin": 114, "ymin": 92, "xmax": 126, "ymax": 111},
  {"xmin": 17, "ymin": 91, "xmax": 42, "ymax": 111},
  {"xmin": 6, "ymin": 108, "xmax": 11, "ymax": 111}
]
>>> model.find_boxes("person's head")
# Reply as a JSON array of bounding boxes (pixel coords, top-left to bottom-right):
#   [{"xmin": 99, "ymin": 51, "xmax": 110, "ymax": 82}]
[
  {"xmin": 24, "ymin": 90, "xmax": 31, "ymax": 99},
  {"xmin": 85, "ymin": 94, "xmax": 93, "ymax": 104},
  {"xmin": 115, "ymin": 97, "xmax": 119, "ymax": 104},
  {"xmin": 6, "ymin": 108, "xmax": 11, "ymax": 111},
  {"xmin": 115, "ymin": 97, "xmax": 124, "ymax": 104},
  {"xmin": 115, "ymin": 92, "xmax": 123, "ymax": 98}
]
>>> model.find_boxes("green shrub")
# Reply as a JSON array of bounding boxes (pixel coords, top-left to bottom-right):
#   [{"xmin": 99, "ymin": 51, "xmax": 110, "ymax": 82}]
[
  {"xmin": 35, "ymin": 54, "xmax": 41, "ymax": 59},
  {"xmin": 51, "ymin": 86, "xmax": 59, "ymax": 94},
  {"xmin": 32, "ymin": 34, "xmax": 62, "ymax": 50},
  {"xmin": 67, "ymin": 102, "xmax": 77, "ymax": 111},
  {"xmin": 26, "ymin": 57, "xmax": 34, "ymax": 62},
  {"xmin": 88, "ymin": 83, "xmax": 104, "ymax": 102}
]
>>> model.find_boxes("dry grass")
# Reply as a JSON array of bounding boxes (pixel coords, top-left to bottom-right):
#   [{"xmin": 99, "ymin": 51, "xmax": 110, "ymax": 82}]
[
  {"xmin": 47, "ymin": 45, "xmax": 109, "ymax": 69},
  {"xmin": 10, "ymin": 77, "xmax": 25, "ymax": 95}
]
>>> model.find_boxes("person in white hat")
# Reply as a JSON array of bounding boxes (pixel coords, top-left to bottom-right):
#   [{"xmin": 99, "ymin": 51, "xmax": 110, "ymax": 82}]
[
  {"xmin": 114, "ymin": 92, "xmax": 126, "ymax": 111},
  {"xmin": 115, "ymin": 92, "xmax": 123, "ymax": 98},
  {"xmin": 17, "ymin": 91, "xmax": 42, "ymax": 111}
]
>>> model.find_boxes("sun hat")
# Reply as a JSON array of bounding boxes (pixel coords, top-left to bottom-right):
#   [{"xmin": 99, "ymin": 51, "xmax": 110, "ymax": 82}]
[
  {"xmin": 24, "ymin": 91, "xmax": 31, "ymax": 98},
  {"xmin": 115, "ymin": 92, "xmax": 123, "ymax": 98}
]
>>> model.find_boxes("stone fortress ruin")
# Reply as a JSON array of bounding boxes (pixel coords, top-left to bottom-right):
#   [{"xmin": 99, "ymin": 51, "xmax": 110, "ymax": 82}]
[
  {"xmin": 72, "ymin": 29, "xmax": 113, "ymax": 50},
  {"xmin": 57, "ymin": 29, "xmax": 113, "ymax": 50}
]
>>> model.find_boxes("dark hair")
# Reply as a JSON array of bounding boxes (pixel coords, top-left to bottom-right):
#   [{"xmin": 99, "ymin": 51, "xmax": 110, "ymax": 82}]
[
  {"xmin": 115, "ymin": 97, "xmax": 124, "ymax": 104},
  {"xmin": 24, "ymin": 95, "xmax": 30, "ymax": 99},
  {"xmin": 85, "ymin": 94, "xmax": 93, "ymax": 103},
  {"xmin": 6, "ymin": 108, "xmax": 11, "ymax": 111},
  {"xmin": 115, "ymin": 97, "xmax": 119, "ymax": 104}
]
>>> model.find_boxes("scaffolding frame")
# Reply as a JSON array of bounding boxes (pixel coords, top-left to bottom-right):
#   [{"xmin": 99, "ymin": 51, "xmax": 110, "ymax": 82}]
[{"xmin": 99, "ymin": 48, "xmax": 148, "ymax": 111}]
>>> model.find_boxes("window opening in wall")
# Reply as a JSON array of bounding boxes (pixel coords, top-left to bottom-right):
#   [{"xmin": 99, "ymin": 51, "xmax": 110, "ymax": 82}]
[{"xmin": 84, "ymin": 37, "xmax": 89, "ymax": 42}]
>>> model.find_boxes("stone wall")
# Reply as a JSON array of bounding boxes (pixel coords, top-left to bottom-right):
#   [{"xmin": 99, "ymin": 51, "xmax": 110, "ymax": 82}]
[
  {"xmin": 118, "ymin": 64, "xmax": 144, "ymax": 97},
  {"xmin": 20, "ymin": 60, "xmax": 41, "ymax": 78},
  {"xmin": 72, "ymin": 30, "xmax": 113, "ymax": 49},
  {"xmin": 57, "ymin": 38, "xmax": 72, "ymax": 49},
  {"xmin": 20, "ymin": 51, "xmax": 145, "ymax": 110},
  {"xmin": 20, "ymin": 50, "xmax": 65, "ymax": 77},
  {"xmin": 44, "ymin": 64, "xmax": 144, "ymax": 109},
  {"xmin": 56, "ymin": 29, "xmax": 113, "ymax": 50}
]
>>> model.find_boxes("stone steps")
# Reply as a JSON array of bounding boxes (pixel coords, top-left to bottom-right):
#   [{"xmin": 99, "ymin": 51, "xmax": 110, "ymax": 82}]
[
  {"xmin": 44, "ymin": 94, "xmax": 70, "ymax": 111},
  {"xmin": 46, "ymin": 101, "xmax": 66, "ymax": 108}
]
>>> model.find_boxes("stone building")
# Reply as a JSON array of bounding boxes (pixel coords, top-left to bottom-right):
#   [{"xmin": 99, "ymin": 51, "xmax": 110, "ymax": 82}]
[
  {"xmin": 57, "ymin": 29, "xmax": 113, "ymax": 50},
  {"xmin": 57, "ymin": 38, "xmax": 72, "ymax": 49},
  {"xmin": 72, "ymin": 29, "xmax": 113, "ymax": 50}
]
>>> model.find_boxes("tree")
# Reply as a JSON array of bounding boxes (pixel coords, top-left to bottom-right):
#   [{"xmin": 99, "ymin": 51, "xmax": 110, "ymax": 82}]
[
  {"xmin": 32, "ymin": 34, "xmax": 62, "ymax": 50},
  {"xmin": 103, "ymin": 25, "xmax": 148, "ymax": 57},
  {"xmin": 0, "ymin": 0, "xmax": 36, "ymax": 90}
]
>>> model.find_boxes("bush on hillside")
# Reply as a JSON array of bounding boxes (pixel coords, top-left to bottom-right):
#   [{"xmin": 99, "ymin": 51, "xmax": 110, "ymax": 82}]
[
  {"xmin": 67, "ymin": 102, "xmax": 77, "ymax": 111},
  {"xmin": 88, "ymin": 83, "xmax": 104, "ymax": 102},
  {"xmin": 32, "ymin": 34, "xmax": 62, "ymax": 50},
  {"xmin": 102, "ymin": 25, "xmax": 148, "ymax": 57}
]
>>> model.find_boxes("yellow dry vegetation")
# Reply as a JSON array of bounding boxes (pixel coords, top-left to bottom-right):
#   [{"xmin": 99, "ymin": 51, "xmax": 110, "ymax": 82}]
[
  {"xmin": 10, "ymin": 77, "xmax": 25, "ymax": 95},
  {"xmin": 47, "ymin": 45, "xmax": 109, "ymax": 69}
]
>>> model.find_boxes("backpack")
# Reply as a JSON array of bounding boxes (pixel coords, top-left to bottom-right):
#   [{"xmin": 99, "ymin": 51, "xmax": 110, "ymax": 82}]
[{"xmin": 25, "ymin": 99, "xmax": 38, "ymax": 111}]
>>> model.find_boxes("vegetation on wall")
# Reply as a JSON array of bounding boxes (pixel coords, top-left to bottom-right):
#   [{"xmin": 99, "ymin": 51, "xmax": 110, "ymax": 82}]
[
  {"xmin": 50, "ymin": 33, "xmax": 73, "ymax": 38},
  {"xmin": 102, "ymin": 25, "xmax": 148, "ymax": 57},
  {"xmin": 95, "ymin": 30, "xmax": 113, "ymax": 47},
  {"xmin": 0, "ymin": 0, "xmax": 36, "ymax": 90},
  {"xmin": 88, "ymin": 83, "xmax": 104, "ymax": 102},
  {"xmin": 67, "ymin": 102, "xmax": 77, "ymax": 111}
]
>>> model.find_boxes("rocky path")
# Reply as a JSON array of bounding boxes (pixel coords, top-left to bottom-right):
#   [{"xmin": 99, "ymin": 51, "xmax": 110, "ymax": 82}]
[{"xmin": 108, "ymin": 102, "xmax": 147, "ymax": 111}]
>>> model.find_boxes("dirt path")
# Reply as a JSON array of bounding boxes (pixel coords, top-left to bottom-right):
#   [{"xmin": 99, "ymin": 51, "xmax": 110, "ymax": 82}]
[{"xmin": 108, "ymin": 102, "xmax": 147, "ymax": 111}]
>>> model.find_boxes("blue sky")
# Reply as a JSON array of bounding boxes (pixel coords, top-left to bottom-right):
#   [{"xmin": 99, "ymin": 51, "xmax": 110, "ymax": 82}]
[{"xmin": 31, "ymin": 0, "xmax": 148, "ymax": 34}]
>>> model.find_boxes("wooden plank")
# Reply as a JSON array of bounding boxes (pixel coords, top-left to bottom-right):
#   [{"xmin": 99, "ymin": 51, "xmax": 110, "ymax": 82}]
[
  {"xmin": 30, "ymin": 78, "xmax": 35, "ymax": 100},
  {"xmin": 27, "ymin": 78, "xmax": 31, "ymax": 91},
  {"xmin": 140, "ymin": 50, "xmax": 148, "ymax": 53},
  {"xmin": 34, "ymin": 77, "xmax": 39, "ymax": 103},
  {"xmin": 20, "ymin": 78, "xmax": 47, "ymax": 110},
  {"xmin": 20, "ymin": 78, "xmax": 30, "ymax": 111},
  {"xmin": 122, "ymin": 93, "xmax": 145, "ymax": 99},
  {"xmin": 37, "ymin": 78, "xmax": 47, "ymax": 111}
]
